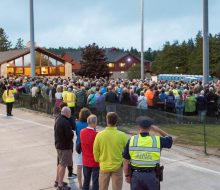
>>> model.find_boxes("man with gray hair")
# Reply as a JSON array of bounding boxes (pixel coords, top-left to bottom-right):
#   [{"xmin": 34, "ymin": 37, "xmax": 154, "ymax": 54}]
[
  {"xmin": 54, "ymin": 106, "xmax": 74, "ymax": 190},
  {"xmin": 80, "ymin": 114, "xmax": 99, "ymax": 190}
]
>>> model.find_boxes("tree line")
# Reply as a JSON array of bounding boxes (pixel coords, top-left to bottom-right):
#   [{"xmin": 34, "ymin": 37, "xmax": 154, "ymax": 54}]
[
  {"xmin": 153, "ymin": 31, "xmax": 220, "ymax": 77},
  {"xmin": 1, "ymin": 26, "xmax": 220, "ymax": 77}
]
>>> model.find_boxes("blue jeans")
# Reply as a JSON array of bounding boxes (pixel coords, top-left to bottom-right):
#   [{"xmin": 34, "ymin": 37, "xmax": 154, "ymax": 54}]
[
  {"xmin": 83, "ymin": 166, "xmax": 99, "ymax": 190},
  {"xmin": 176, "ymin": 107, "xmax": 183, "ymax": 123},
  {"xmin": 198, "ymin": 110, "xmax": 207, "ymax": 123}
]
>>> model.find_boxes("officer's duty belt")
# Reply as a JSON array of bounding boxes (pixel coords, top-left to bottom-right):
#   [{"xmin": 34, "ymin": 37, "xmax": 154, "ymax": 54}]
[{"xmin": 133, "ymin": 168, "xmax": 155, "ymax": 173}]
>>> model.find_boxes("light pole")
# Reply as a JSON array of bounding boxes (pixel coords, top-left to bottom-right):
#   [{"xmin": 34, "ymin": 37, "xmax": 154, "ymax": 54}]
[
  {"xmin": 30, "ymin": 0, "xmax": 36, "ymax": 78},
  {"xmin": 203, "ymin": 0, "xmax": 209, "ymax": 85},
  {"xmin": 141, "ymin": 0, "xmax": 145, "ymax": 80}
]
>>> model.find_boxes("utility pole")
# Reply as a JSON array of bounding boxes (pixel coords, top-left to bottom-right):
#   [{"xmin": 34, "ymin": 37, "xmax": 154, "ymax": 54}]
[
  {"xmin": 30, "ymin": 0, "xmax": 36, "ymax": 78},
  {"xmin": 141, "ymin": 0, "xmax": 145, "ymax": 80},
  {"xmin": 203, "ymin": 0, "xmax": 209, "ymax": 84}
]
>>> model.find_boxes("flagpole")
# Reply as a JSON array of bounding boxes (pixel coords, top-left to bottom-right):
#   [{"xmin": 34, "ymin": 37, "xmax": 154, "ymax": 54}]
[
  {"xmin": 141, "ymin": 0, "xmax": 145, "ymax": 80},
  {"xmin": 203, "ymin": 0, "xmax": 209, "ymax": 84},
  {"xmin": 30, "ymin": 0, "xmax": 36, "ymax": 77}
]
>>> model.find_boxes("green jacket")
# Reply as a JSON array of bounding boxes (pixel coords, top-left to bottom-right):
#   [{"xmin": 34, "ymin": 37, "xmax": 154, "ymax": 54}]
[{"xmin": 185, "ymin": 95, "xmax": 197, "ymax": 113}]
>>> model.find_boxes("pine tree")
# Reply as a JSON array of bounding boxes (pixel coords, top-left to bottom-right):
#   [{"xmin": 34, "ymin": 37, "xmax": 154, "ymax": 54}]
[
  {"xmin": 14, "ymin": 38, "xmax": 25, "ymax": 49},
  {"xmin": 128, "ymin": 64, "xmax": 141, "ymax": 79},
  {"xmin": 79, "ymin": 43, "xmax": 110, "ymax": 78},
  {"xmin": 0, "ymin": 27, "xmax": 12, "ymax": 51}
]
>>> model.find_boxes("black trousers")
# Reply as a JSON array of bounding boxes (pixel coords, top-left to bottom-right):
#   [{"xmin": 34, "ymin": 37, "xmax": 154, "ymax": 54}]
[
  {"xmin": 70, "ymin": 107, "xmax": 75, "ymax": 117},
  {"xmin": 131, "ymin": 171, "xmax": 160, "ymax": 190},
  {"xmin": 83, "ymin": 166, "xmax": 99, "ymax": 190},
  {"xmin": 6, "ymin": 102, "xmax": 13, "ymax": 115}
]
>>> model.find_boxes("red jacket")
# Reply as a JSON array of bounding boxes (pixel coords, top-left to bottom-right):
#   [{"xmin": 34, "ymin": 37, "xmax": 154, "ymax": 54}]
[{"xmin": 80, "ymin": 127, "xmax": 99, "ymax": 167}]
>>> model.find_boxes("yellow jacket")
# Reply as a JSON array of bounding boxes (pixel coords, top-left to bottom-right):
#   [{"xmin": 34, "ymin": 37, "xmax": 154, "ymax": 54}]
[
  {"xmin": 2, "ymin": 89, "xmax": 17, "ymax": 103},
  {"xmin": 63, "ymin": 91, "xmax": 76, "ymax": 107},
  {"xmin": 93, "ymin": 127, "xmax": 128, "ymax": 172}
]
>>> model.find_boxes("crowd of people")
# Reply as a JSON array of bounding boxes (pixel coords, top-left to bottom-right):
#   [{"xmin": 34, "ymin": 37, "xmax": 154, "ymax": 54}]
[
  {"xmin": 1, "ymin": 76, "xmax": 220, "ymax": 123},
  {"xmin": 54, "ymin": 105, "xmax": 172, "ymax": 190},
  {"xmin": 2, "ymin": 75, "xmax": 220, "ymax": 190}
]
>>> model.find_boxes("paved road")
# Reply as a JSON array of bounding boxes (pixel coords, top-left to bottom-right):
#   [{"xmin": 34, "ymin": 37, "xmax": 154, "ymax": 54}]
[{"xmin": 0, "ymin": 105, "xmax": 220, "ymax": 190}]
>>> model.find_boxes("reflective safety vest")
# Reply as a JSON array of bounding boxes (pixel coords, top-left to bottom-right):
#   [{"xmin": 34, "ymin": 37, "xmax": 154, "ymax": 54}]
[
  {"xmin": 173, "ymin": 89, "xmax": 179, "ymax": 97},
  {"xmin": 2, "ymin": 89, "xmax": 17, "ymax": 103},
  {"xmin": 129, "ymin": 135, "xmax": 161, "ymax": 168},
  {"xmin": 64, "ymin": 92, "xmax": 76, "ymax": 107}
]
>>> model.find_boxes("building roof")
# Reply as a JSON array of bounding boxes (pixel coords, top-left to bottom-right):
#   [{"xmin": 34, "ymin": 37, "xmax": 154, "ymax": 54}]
[
  {"xmin": 65, "ymin": 50, "xmax": 82, "ymax": 63},
  {"xmin": 64, "ymin": 48, "xmax": 150, "ymax": 64},
  {"xmin": 0, "ymin": 47, "xmax": 65, "ymax": 65},
  {"xmin": 0, "ymin": 49, "xmax": 30, "ymax": 64},
  {"xmin": 105, "ymin": 48, "xmax": 127, "ymax": 62}
]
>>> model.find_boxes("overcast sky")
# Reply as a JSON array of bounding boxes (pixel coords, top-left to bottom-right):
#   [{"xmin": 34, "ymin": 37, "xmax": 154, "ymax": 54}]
[{"xmin": 1, "ymin": 0, "xmax": 220, "ymax": 50}]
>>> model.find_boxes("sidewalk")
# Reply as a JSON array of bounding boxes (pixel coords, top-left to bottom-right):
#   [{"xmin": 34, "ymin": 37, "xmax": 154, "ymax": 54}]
[{"xmin": 0, "ymin": 105, "xmax": 220, "ymax": 190}]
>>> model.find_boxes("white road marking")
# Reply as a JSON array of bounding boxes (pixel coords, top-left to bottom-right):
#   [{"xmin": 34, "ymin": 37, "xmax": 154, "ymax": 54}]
[
  {"xmin": 1, "ymin": 112, "xmax": 220, "ymax": 176},
  {"xmin": 0, "ymin": 114, "xmax": 53, "ymax": 129},
  {"xmin": 161, "ymin": 157, "xmax": 220, "ymax": 176}
]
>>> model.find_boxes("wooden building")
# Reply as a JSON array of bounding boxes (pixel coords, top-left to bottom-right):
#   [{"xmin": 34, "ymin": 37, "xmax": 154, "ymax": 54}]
[
  {"xmin": 0, "ymin": 47, "xmax": 72, "ymax": 78},
  {"xmin": 62, "ymin": 48, "xmax": 151, "ymax": 79}
]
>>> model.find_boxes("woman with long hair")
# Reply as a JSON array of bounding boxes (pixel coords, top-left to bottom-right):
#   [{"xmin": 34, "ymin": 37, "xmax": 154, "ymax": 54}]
[{"xmin": 74, "ymin": 107, "xmax": 92, "ymax": 189}]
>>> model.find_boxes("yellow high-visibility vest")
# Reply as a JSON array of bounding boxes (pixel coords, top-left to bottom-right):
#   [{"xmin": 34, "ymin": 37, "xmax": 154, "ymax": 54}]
[
  {"xmin": 173, "ymin": 89, "xmax": 179, "ymax": 96},
  {"xmin": 62, "ymin": 90, "xmax": 67, "ymax": 99},
  {"xmin": 129, "ymin": 135, "xmax": 161, "ymax": 168},
  {"xmin": 64, "ymin": 92, "xmax": 76, "ymax": 107},
  {"xmin": 2, "ymin": 89, "xmax": 17, "ymax": 103}
]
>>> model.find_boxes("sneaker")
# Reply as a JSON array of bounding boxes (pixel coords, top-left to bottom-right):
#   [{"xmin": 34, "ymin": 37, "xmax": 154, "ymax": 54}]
[
  {"xmin": 54, "ymin": 181, "xmax": 68, "ymax": 188},
  {"xmin": 56, "ymin": 186, "xmax": 71, "ymax": 190}
]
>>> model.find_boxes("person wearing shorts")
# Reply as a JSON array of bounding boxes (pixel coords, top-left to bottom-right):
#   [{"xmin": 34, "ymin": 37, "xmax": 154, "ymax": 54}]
[{"xmin": 54, "ymin": 107, "xmax": 74, "ymax": 190}]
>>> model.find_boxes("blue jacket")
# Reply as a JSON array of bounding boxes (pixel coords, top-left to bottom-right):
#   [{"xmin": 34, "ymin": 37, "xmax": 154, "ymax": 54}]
[{"xmin": 76, "ymin": 121, "xmax": 88, "ymax": 144}]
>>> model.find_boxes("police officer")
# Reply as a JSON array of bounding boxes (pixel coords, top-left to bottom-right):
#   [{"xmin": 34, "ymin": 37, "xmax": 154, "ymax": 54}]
[
  {"xmin": 2, "ymin": 85, "xmax": 17, "ymax": 116},
  {"xmin": 123, "ymin": 116, "xmax": 173, "ymax": 190}
]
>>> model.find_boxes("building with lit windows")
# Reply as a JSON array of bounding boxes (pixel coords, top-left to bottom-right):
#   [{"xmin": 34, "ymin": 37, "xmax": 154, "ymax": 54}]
[
  {"xmin": 62, "ymin": 48, "xmax": 151, "ymax": 79},
  {"xmin": 0, "ymin": 47, "xmax": 73, "ymax": 78}
]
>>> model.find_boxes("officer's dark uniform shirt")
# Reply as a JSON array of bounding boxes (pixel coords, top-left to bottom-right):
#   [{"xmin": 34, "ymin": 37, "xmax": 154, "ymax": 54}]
[{"xmin": 123, "ymin": 132, "xmax": 173, "ymax": 169}]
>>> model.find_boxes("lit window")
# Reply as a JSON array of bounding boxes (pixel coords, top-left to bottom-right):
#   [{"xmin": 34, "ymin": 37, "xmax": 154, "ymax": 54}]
[
  {"xmin": 24, "ymin": 68, "xmax": 31, "ymax": 76},
  {"xmin": 36, "ymin": 67, "xmax": 41, "ymax": 75},
  {"xmin": 57, "ymin": 66, "xmax": 65, "ymax": 76},
  {"xmin": 15, "ymin": 67, "xmax": 23, "ymax": 75},
  {"xmin": 108, "ymin": 63, "xmax": 114, "ymax": 68},
  {"xmin": 41, "ymin": 67, "xmax": 49, "ymax": 75},
  {"xmin": 119, "ymin": 63, "xmax": 126, "ymax": 67},
  {"xmin": 7, "ymin": 67, "xmax": 14, "ymax": 75},
  {"xmin": 50, "ymin": 67, "xmax": 57, "ymax": 75},
  {"xmin": 121, "ymin": 71, "xmax": 125, "ymax": 73}
]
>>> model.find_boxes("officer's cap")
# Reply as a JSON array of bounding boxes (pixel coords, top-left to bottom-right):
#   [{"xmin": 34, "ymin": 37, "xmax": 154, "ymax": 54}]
[{"xmin": 136, "ymin": 116, "xmax": 153, "ymax": 128}]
